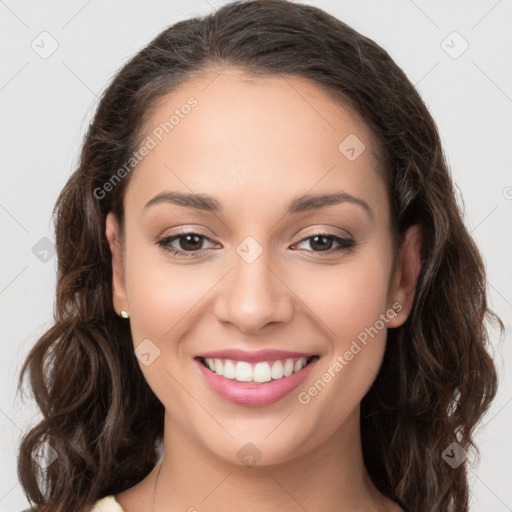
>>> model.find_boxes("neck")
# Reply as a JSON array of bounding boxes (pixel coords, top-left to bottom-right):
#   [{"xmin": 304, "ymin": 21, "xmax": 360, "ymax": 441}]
[{"xmin": 142, "ymin": 406, "xmax": 396, "ymax": 512}]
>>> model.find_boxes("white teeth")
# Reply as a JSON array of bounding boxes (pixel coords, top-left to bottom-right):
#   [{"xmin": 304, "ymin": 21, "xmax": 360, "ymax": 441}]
[
  {"xmin": 202, "ymin": 356, "xmax": 313, "ymax": 383},
  {"xmin": 283, "ymin": 359, "xmax": 294, "ymax": 377},
  {"xmin": 294, "ymin": 358, "xmax": 307, "ymax": 372},
  {"xmin": 235, "ymin": 361, "xmax": 253, "ymax": 382},
  {"xmin": 271, "ymin": 360, "xmax": 284, "ymax": 379},
  {"xmin": 223, "ymin": 359, "xmax": 236, "ymax": 379},
  {"xmin": 253, "ymin": 362, "xmax": 272, "ymax": 383}
]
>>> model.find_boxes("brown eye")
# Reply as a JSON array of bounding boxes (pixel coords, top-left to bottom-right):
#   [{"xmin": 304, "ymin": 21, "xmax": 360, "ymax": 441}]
[
  {"xmin": 293, "ymin": 233, "xmax": 356, "ymax": 256},
  {"xmin": 156, "ymin": 232, "xmax": 216, "ymax": 257}
]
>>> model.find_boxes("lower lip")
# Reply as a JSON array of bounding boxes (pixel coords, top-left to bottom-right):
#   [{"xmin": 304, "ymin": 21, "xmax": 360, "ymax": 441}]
[{"xmin": 195, "ymin": 358, "xmax": 319, "ymax": 407}]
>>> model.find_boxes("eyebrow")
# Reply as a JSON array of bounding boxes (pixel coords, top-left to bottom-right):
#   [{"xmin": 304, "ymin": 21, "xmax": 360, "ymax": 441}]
[{"xmin": 144, "ymin": 190, "xmax": 373, "ymax": 219}]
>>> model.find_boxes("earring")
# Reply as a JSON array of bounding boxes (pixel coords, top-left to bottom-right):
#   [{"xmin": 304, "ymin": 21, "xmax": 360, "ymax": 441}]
[{"xmin": 120, "ymin": 310, "xmax": 129, "ymax": 319}]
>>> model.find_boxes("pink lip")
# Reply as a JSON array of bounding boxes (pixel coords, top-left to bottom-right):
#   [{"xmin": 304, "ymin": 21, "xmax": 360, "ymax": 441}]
[
  {"xmin": 195, "ymin": 348, "xmax": 316, "ymax": 363},
  {"xmin": 195, "ymin": 356, "xmax": 319, "ymax": 407}
]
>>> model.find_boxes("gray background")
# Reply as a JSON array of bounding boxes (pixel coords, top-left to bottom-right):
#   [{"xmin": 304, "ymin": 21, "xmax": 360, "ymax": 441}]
[{"xmin": 1, "ymin": 0, "xmax": 511, "ymax": 510}]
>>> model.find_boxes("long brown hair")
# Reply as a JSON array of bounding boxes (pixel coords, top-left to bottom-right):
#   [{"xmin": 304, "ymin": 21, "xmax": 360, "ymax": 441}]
[{"xmin": 17, "ymin": 1, "xmax": 502, "ymax": 511}]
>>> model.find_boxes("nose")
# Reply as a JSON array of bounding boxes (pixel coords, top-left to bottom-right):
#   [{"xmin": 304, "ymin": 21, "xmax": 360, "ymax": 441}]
[{"xmin": 213, "ymin": 245, "xmax": 294, "ymax": 334}]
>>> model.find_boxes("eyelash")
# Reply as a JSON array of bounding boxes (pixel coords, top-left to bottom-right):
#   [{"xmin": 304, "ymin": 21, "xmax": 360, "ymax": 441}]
[{"xmin": 155, "ymin": 231, "xmax": 356, "ymax": 258}]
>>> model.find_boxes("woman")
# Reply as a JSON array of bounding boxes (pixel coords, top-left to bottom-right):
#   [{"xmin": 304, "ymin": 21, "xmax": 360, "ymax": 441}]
[{"xmin": 17, "ymin": 1, "xmax": 501, "ymax": 511}]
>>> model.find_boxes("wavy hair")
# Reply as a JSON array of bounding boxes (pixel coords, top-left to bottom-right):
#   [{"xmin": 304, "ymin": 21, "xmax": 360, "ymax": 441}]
[{"xmin": 17, "ymin": 1, "xmax": 502, "ymax": 511}]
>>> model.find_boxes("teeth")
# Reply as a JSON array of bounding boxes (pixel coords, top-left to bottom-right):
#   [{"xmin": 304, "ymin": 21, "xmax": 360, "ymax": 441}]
[
  {"xmin": 283, "ymin": 359, "xmax": 294, "ymax": 377},
  {"xmin": 271, "ymin": 360, "xmax": 284, "ymax": 379},
  {"xmin": 203, "ymin": 357, "xmax": 310, "ymax": 383},
  {"xmin": 253, "ymin": 362, "xmax": 272, "ymax": 383},
  {"xmin": 294, "ymin": 359, "xmax": 303, "ymax": 372},
  {"xmin": 223, "ymin": 359, "xmax": 236, "ymax": 379},
  {"xmin": 235, "ymin": 361, "xmax": 253, "ymax": 382}
]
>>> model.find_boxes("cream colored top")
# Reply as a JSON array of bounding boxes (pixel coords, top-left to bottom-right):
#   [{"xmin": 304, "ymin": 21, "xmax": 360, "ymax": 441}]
[{"xmin": 89, "ymin": 495, "xmax": 125, "ymax": 511}]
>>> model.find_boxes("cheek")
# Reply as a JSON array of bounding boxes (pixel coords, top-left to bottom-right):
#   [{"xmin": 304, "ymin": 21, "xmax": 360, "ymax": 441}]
[
  {"xmin": 291, "ymin": 246, "xmax": 392, "ymax": 414},
  {"xmin": 292, "ymin": 247, "xmax": 393, "ymax": 347},
  {"xmin": 124, "ymin": 244, "xmax": 215, "ymax": 344},
  {"xmin": 122, "ymin": 249, "xmax": 212, "ymax": 418}
]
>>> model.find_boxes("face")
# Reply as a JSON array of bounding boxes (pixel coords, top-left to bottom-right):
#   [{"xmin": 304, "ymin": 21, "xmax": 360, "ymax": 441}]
[{"xmin": 106, "ymin": 68, "xmax": 419, "ymax": 467}]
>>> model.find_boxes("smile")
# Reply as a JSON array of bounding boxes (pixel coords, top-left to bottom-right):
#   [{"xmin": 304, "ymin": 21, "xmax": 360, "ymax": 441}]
[
  {"xmin": 198, "ymin": 356, "xmax": 318, "ymax": 383},
  {"xmin": 194, "ymin": 349, "xmax": 320, "ymax": 407}
]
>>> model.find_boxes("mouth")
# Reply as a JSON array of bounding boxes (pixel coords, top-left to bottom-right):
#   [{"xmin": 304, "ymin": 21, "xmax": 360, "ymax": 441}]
[
  {"xmin": 193, "ymin": 352, "xmax": 320, "ymax": 407},
  {"xmin": 195, "ymin": 355, "xmax": 320, "ymax": 384}
]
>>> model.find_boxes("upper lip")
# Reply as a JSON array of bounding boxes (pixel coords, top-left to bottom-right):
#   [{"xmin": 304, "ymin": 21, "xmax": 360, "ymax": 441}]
[{"xmin": 195, "ymin": 348, "xmax": 318, "ymax": 363}]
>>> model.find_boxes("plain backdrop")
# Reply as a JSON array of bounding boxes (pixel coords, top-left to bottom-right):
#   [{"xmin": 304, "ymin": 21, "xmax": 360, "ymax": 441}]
[{"xmin": 1, "ymin": 1, "xmax": 511, "ymax": 510}]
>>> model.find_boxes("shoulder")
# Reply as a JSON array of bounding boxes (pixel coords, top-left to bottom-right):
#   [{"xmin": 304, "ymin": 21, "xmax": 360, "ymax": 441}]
[{"xmin": 88, "ymin": 495, "xmax": 126, "ymax": 512}]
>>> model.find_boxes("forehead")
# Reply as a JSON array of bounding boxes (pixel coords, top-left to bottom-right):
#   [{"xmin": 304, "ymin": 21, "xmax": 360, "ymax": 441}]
[{"xmin": 124, "ymin": 68, "xmax": 387, "ymax": 217}]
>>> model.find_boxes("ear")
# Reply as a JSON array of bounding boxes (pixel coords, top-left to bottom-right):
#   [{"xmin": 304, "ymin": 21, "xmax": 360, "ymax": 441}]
[
  {"xmin": 105, "ymin": 212, "xmax": 128, "ymax": 316},
  {"xmin": 387, "ymin": 224, "xmax": 422, "ymax": 327}
]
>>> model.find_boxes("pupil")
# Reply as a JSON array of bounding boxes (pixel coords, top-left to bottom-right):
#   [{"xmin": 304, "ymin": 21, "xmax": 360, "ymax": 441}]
[
  {"xmin": 311, "ymin": 235, "xmax": 331, "ymax": 251},
  {"xmin": 182, "ymin": 234, "xmax": 202, "ymax": 251}
]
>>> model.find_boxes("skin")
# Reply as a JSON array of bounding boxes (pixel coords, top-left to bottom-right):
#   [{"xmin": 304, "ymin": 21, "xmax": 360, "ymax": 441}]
[{"xmin": 106, "ymin": 67, "xmax": 422, "ymax": 512}]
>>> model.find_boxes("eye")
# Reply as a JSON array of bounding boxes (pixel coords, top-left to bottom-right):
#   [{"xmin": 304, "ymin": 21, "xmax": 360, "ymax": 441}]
[
  {"xmin": 156, "ymin": 231, "xmax": 356, "ymax": 258},
  {"xmin": 156, "ymin": 232, "xmax": 217, "ymax": 258},
  {"xmin": 292, "ymin": 233, "xmax": 356, "ymax": 256}
]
